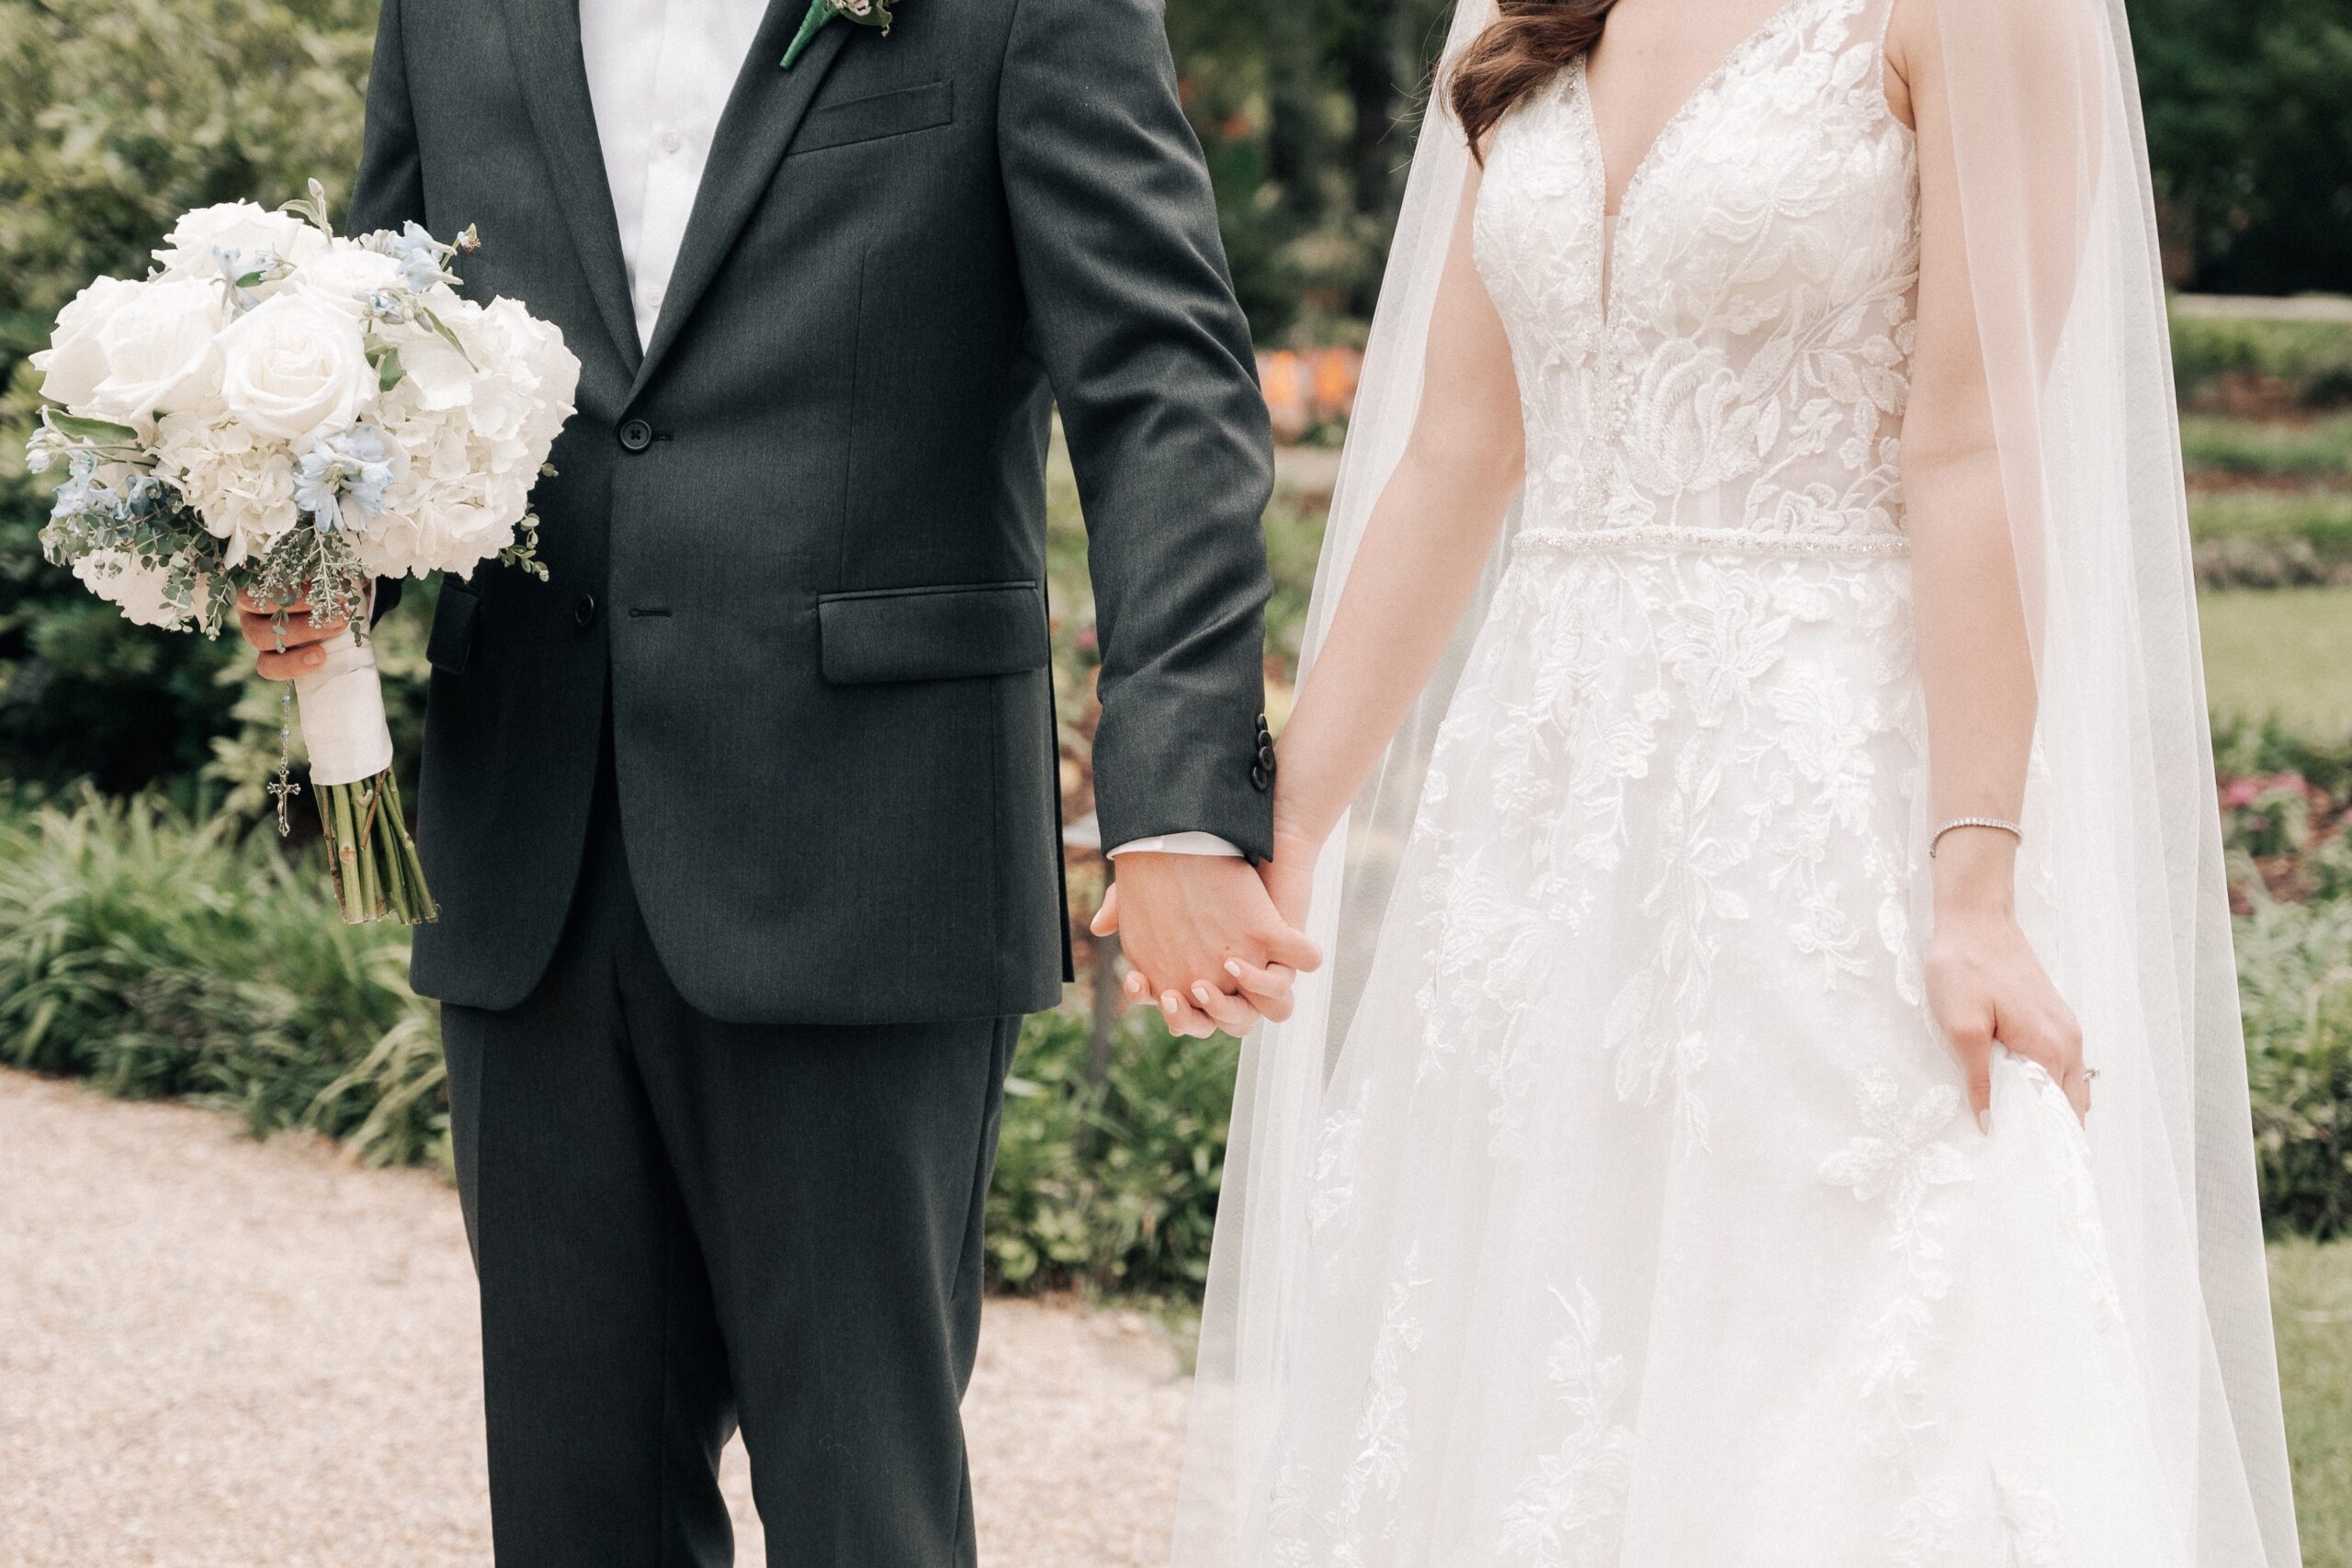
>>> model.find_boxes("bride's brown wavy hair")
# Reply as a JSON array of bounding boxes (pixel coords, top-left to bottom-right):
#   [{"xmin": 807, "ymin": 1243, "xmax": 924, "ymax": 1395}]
[{"xmin": 1450, "ymin": 0, "xmax": 1621, "ymax": 159}]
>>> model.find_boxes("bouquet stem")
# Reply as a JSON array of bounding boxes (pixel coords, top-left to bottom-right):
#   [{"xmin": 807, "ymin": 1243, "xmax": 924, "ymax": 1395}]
[
  {"xmin": 291, "ymin": 626, "xmax": 435, "ymax": 926},
  {"xmin": 316, "ymin": 768, "xmax": 437, "ymax": 925}
]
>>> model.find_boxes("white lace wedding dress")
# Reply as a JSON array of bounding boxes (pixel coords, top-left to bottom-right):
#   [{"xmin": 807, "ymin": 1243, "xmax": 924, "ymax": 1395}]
[{"xmin": 1246, "ymin": 2, "xmax": 2199, "ymax": 1563}]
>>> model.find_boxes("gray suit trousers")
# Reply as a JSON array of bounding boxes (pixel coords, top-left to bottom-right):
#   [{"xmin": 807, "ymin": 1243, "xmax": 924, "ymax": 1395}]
[{"xmin": 442, "ymin": 741, "xmax": 1015, "ymax": 1566}]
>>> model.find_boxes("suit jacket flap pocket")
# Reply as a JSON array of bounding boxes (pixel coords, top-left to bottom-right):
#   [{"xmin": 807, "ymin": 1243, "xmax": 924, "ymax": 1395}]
[
  {"xmin": 819, "ymin": 581, "xmax": 1048, "ymax": 684},
  {"xmin": 790, "ymin": 80, "xmax": 954, "ymax": 157},
  {"xmin": 427, "ymin": 581, "xmax": 480, "ymax": 675}
]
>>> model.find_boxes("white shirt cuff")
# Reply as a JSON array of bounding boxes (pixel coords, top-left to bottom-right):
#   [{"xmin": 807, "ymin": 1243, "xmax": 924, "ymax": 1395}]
[{"xmin": 1107, "ymin": 832, "xmax": 1246, "ymax": 859}]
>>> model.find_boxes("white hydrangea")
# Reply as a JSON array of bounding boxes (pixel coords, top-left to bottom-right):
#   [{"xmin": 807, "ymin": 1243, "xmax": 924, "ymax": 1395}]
[
  {"xmin": 356, "ymin": 293, "xmax": 580, "ymax": 578},
  {"xmin": 153, "ymin": 412, "xmax": 302, "ymax": 568},
  {"xmin": 71, "ymin": 550, "xmax": 198, "ymax": 632}
]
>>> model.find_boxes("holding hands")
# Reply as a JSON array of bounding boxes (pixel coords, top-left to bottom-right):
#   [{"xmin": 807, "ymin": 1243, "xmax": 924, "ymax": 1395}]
[{"xmin": 1091, "ymin": 833, "xmax": 1321, "ymax": 1040}]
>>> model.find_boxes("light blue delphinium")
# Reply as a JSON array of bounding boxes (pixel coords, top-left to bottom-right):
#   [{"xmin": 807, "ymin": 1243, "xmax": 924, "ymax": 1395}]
[
  {"xmin": 211, "ymin": 243, "xmax": 282, "ymax": 314},
  {"xmin": 50, "ymin": 451, "xmax": 104, "ymax": 521},
  {"xmin": 295, "ymin": 425, "xmax": 399, "ymax": 536},
  {"xmin": 380, "ymin": 222, "xmax": 450, "ymax": 295}
]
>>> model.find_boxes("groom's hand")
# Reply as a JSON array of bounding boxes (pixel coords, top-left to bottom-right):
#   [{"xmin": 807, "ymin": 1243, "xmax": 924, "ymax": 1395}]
[{"xmin": 1092, "ymin": 854, "xmax": 1320, "ymax": 1039}]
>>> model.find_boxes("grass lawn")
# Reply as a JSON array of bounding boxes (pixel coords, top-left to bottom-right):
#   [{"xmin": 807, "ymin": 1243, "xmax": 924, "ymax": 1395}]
[
  {"xmin": 2276, "ymin": 1239, "xmax": 2352, "ymax": 1566},
  {"xmin": 2201, "ymin": 587, "xmax": 2352, "ymax": 737}
]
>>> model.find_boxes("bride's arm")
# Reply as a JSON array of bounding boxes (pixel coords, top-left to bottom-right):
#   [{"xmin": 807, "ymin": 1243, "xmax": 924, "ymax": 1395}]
[
  {"xmin": 1893, "ymin": 0, "xmax": 2091, "ymax": 1127},
  {"xmin": 1261, "ymin": 166, "xmax": 1526, "ymax": 903}
]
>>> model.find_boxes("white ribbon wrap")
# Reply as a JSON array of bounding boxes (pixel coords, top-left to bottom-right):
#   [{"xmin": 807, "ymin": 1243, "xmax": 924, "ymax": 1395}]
[{"xmin": 291, "ymin": 628, "xmax": 395, "ymax": 788}]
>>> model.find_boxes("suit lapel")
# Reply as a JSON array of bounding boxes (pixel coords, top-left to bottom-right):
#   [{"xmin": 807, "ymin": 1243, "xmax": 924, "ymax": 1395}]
[
  {"xmin": 499, "ymin": 0, "xmax": 641, "ymax": 374},
  {"xmin": 627, "ymin": 3, "xmax": 854, "ymax": 403}
]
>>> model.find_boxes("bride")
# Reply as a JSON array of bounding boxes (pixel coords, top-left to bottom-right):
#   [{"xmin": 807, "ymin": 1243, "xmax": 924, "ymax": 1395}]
[{"xmin": 1150, "ymin": 0, "xmax": 2304, "ymax": 1562}]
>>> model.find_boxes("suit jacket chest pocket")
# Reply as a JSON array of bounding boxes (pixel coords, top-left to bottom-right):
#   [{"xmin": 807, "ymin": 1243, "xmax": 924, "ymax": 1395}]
[{"xmin": 788, "ymin": 80, "xmax": 954, "ymax": 157}]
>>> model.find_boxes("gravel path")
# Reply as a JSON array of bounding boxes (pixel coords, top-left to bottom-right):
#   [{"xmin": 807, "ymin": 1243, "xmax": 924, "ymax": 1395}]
[{"xmin": 0, "ymin": 1070, "xmax": 1191, "ymax": 1566}]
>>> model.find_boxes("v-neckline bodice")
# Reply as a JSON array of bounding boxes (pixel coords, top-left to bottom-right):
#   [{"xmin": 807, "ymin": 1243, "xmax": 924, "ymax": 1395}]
[{"xmin": 1582, "ymin": 0, "xmax": 1810, "ymax": 221}]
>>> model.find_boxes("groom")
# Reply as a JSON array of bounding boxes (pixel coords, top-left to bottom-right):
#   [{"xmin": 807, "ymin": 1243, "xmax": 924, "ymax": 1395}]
[{"xmin": 243, "ymin": 0, "xmax": 1308, "ymax": 1560}]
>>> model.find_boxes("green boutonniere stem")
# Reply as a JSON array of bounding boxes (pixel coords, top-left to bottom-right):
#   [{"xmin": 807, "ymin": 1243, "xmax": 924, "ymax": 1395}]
[{"xmin": 781, "ymin": 0, "xmax": 895, "ymax": 70}]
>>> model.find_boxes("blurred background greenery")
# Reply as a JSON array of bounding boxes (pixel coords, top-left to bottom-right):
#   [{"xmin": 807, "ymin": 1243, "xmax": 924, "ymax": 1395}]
[{"xmin": 4, "ymin": 0, "xmax": 2352, "ymax": 1553}]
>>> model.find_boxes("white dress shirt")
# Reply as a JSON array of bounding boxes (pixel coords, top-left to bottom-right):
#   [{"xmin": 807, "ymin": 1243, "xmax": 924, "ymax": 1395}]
[
  {"xmin": 580, "ymin": 0, "xmax": 771, "ymax": 351},
  {"xmin": 577, "ymin": 0, "xmax": 1240, "ymax": 860}
]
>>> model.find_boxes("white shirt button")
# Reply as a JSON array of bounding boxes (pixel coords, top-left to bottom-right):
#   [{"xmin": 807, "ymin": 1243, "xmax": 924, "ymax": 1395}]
[{"xmin": 659, "ymin": 129, "xmax": 684, "ymax": 154}]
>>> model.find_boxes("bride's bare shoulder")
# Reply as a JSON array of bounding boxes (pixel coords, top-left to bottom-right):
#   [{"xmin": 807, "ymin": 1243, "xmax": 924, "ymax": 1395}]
[{"xmin": 1883, "ymin": 0, "xmax": 2106, "ymax": 120}]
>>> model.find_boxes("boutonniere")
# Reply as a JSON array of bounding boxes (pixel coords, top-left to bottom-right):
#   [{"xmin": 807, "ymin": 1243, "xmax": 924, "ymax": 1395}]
[{"xmin": 782, "ymin": 0, "xmax": 895, "ymax": 69}]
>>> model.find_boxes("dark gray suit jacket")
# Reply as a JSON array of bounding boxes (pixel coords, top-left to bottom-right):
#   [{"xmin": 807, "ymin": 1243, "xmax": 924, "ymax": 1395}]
[{"xmin": 354, "ymin": 0, "xmax": 1278, "ymax": 1024}]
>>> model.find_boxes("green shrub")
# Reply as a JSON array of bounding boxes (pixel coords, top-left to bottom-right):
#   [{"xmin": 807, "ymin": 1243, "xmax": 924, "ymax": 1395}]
[
  {"xmin": 0, "ymin": 789, "xmax": 1238, "ymax": 1292},
  {"xmin": 2181, "ymin": 414, "xmax": 2352, "ymax": 479},
  {"xmin": 2171, "ymin": 313, "xmax": 2352, "ymax": 411},
  {"xmin": 2215, "ymin": 716, "xmax": 2352, "ymax": 805},
  {"xmin": 0, "ymin": 788, "xmax": 441, "ymax": 1168},
  {"xmin": 2190, "ymin": 491, "xmax": 2352, "ymax": 587},
  {"xmin": 4, "ymin": 786, "xmax": 2352, "ymax": 1281},
  {"xmin": 2239, "ymin": 893, "xmax": 2352, "ymax": 1238},
  {"xmin": 0, "ymin": 0, "xmax": 379, "ymax": 795},
  {"xmin": 988, "ymin": 1005, "xmax": 1238, "ymax": 1295}
]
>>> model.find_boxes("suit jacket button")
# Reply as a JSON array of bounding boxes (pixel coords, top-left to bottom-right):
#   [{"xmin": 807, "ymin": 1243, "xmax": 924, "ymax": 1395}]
[
  {"xmin": 1258, "ymin": 743, "xmax": 1277, "ymax": 769},
  {"xmin": 618, "ymin": 419, "xmax": 654, "ymax": 452},
  {"xmin": 573, "ymin": 593, "xmax": 599, "ymax": 627},
  {"xmin": 1250, "ymin": 762, "xmax": 1271, "ymax": 792}
]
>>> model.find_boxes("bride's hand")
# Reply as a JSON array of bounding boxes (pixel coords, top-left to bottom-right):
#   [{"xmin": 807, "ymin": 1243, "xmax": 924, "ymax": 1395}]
[
  {"xmin": 1219, "ymin": 816, "xmax": 1323, "ymax": 1019},
  {"xmin": 1924, "ymin": 829, "xmax": 2089, "ymax": 1130}
]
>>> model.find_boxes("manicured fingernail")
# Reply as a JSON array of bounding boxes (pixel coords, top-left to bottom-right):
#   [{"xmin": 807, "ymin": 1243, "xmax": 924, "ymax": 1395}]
[
  {"xmin": 1193, "ymin": 984, "xmax": 1217, "ymax": 1005},
  {"xmin": 1161, "ymin": 991, "xmax": 1183, "ymax": 1012},
  {"xmin": 1125, "ymin": 973, "xmax": 1146, "ymax": 997},
  {"xmin": 1977, "ymin": 1111, "xmax": 1993, "ymax": 1135},
  {"xmin": 1225, "ymin": 959, "xmax": 1244, "ymax": 977},
  {"xmin": 302, "ymin": 648, "xmax": 323, "ymax": 667}
]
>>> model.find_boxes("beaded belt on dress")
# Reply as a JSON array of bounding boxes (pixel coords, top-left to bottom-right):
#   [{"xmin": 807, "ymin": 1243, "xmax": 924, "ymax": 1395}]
[{"xmin": 1515, "ymin": 524, "xmax": 1911, "ymax": 559}]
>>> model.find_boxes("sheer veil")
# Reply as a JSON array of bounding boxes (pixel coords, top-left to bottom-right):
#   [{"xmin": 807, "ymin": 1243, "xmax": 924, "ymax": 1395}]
[{"xmin": 1170, "ymin": 0, "xmax": 2301, "ymax": 1561}]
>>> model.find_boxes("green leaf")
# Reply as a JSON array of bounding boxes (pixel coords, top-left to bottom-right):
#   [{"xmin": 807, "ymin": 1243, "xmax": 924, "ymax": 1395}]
[
  {"xmin": 43, "ymin": 410, "xmax": 141, "ymax": 444},
  {"xmin": 417, "ymin": 306, "xmax": 477, "ymax": 372},
  {"xmin": 373, "ymin": 346, "xmax": 404, "ymax": 391}
]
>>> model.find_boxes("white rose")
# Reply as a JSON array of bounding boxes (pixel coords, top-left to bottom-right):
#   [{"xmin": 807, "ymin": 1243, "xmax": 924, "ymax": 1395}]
[
  {"xmin": 85, "ymin": 277, "xmax": 229, "ymax": 424},
  {"xmin": 30, "ymin": 276, "xmax": 147, "ymax": 411},
  {"xmin": 72, "ymin": 549, "xmax": 198, "ymax": 631},
  {"xmin": 153, "ymin": 201, "xmax": 328, "ymax": 277},
  {"xmin": 291, "ymin": 244, "xmax": 407, "ymax": 315},
  {"xmin": 154, "ymin": 412, "xmax": 301, "ymax": 568},
  {"xmin": 216, "ymin": 291, "xmax": 377, "ymax": 444}
]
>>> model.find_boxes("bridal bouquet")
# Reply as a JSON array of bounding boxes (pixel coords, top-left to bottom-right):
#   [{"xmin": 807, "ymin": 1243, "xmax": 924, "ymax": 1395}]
[{"xmin": 24, "ymin": 185, "xmax": 582, "ymax": 924}]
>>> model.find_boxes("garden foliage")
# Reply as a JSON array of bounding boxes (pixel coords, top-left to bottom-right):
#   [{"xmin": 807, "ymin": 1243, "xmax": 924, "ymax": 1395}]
[
  {"xmin": 0, "ymin": 790, "xmax": 1237, "ymax": 1293},
  {"xmin": 3, "ymin": 778, "xmax": 2351, "ymax": 1292}
]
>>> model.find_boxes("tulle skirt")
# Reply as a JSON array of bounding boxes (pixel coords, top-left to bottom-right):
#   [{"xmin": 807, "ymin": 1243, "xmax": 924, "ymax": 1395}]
[{"xmin": 1244, "ymin": 542, "xmax": 2188, "ymax": 1567}]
